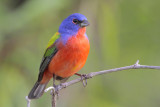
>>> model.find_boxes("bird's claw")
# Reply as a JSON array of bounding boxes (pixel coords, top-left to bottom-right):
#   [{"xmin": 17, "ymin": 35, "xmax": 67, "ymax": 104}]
[
  {"xmin": 75, "ymin": 73, "xmax": 88, "ymax": 87},
  {"xmin": 81, "ymin": 74, "xmax": 88, "ymax": 87}
]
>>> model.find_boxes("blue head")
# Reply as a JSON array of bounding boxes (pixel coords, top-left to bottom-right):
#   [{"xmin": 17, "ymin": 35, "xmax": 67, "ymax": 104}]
[{"xmin": 58, "ymin": 13, "xmax": 89, "ymax": 36}]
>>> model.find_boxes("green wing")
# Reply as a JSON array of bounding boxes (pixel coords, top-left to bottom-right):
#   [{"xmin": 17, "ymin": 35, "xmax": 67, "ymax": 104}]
[
  {"xmin": 38, "ymin": 32, "xmax": 60, "ymax": 82},
  {"xmin": 44, "ymin": 32, "xmax": 60, "ymax": 57}
]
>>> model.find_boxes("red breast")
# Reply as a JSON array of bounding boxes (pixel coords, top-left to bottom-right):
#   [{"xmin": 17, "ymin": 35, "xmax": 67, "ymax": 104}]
[{"xmin": 48, "ymin": 27, "xmax": 90, "ymax": 78}]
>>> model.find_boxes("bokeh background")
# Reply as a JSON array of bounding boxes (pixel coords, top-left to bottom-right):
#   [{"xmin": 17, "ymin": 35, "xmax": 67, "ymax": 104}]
[{"xmin": 1, "ymin": 0, "xmax": 160, "ymax": 107}]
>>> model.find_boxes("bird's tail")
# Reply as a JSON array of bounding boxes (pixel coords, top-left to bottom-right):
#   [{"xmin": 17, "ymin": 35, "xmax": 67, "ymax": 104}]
[{"xmin": 28, "ymin": 81, "xmax": 48, "ymax": 99}]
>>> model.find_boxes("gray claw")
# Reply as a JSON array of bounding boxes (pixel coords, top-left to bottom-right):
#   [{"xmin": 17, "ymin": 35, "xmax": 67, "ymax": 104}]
[{"xmin": 80, "ymin": 74, "xmax": 88, "ymax": 87}]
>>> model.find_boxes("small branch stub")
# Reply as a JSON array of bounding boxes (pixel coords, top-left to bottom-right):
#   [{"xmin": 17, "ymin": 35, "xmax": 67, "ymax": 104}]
[
  {"xmin": 26, "ymin": 96, "xmax": 31, "ymax": 107},
  {"xmin": 45, "ymin": 86, "xmax": 55, "ymax": 93},
  {"xmin": 135, "ymin": 60, "xmax": 140, "ymax": 66}
]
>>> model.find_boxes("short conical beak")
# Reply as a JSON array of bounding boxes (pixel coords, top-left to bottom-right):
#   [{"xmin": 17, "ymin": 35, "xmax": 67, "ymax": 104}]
[{"xmin": 80, "ymin": 20, "xmax": 89, "ymax": 27}]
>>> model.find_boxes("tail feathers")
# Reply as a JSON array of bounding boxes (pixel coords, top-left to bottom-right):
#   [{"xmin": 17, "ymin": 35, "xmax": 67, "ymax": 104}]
[{"xmin": 28, "ymin": 81, "xmax": 48, "ymax": 99}]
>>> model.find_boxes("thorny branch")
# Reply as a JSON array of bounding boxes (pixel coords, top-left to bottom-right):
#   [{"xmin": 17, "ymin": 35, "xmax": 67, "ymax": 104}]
[{"xmin": 26, "ymin": 60, "xmax": 160, "ymax": 107}]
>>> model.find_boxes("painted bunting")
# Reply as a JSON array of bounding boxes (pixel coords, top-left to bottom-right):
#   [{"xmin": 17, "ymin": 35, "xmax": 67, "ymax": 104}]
[{"xmin": 28, "ymin": 13, "xmax": 90, "ymax": 99}]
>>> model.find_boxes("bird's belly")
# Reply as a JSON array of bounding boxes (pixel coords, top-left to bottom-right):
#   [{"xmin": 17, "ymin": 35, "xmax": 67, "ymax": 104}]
[{"xmin": 48, "ymin": 36, "xmax": 90, "ymax": 78}]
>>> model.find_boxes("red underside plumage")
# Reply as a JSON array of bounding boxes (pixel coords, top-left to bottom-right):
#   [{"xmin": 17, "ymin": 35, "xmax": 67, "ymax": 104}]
[{"xmin": 40, "ymin": 28, "xmax": 90, "ymax": 84}]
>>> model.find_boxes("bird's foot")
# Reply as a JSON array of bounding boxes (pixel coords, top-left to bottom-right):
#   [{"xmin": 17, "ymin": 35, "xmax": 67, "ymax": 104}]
[{"xmin": 75, "ymin": 73, "xmax": 88, "ymax": 87}]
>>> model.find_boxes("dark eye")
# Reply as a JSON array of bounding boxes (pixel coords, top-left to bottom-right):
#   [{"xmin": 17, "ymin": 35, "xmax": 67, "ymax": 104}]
[{"xmin": 72, "ymin": 19, "xmax": 79, "ymax": 24}]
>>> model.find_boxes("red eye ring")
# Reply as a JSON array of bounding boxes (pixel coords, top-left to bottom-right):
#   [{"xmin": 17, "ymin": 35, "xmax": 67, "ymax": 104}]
[{"xmin": 72, "ymin": 19, "xmax": 79, "ymax": 24}]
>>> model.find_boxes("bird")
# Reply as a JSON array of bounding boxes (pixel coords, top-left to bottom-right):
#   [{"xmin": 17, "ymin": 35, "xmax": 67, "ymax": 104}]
[{"xmin": 28, "ymin": 13, "xmax": 90, "ymax": 99}]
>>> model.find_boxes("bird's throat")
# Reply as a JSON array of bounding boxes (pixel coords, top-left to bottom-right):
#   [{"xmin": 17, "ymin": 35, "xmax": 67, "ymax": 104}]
[{"xmin": 77, "ymin": 27, "xmax": 86, "ymax": 36}]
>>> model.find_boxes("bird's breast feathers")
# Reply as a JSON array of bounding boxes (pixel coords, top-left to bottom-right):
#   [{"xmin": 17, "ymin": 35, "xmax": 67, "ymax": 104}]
[{"xmin": 48, "ymin": 28, "xmax": 90, "ymax": 78}]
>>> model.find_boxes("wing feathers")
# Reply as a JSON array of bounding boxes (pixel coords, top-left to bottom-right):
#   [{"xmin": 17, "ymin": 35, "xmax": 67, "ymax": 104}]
[{"xmin": 38, "ymin": 32, "xmax": 60, "ymax": 82}]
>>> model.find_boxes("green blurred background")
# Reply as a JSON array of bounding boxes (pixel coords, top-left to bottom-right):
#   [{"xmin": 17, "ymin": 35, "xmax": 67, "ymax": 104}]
[{"xmin": 1, "ymin": 0, "xmax": 160, "ymax": 107}]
